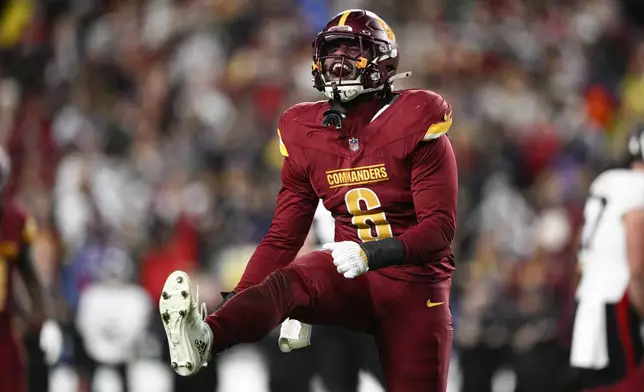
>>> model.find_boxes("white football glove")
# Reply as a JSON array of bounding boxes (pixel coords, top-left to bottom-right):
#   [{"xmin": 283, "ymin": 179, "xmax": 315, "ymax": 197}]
[
  {"xmin": 40, "ymin": 319, "xmax": 63, "ymax": 365},
  {"xmin": 323, "ymin": 241, "xmax": 369, "ymax": 279},
  {"xmin": 278, "ymin": 318, "xmax": 312, "ymax": 353}
]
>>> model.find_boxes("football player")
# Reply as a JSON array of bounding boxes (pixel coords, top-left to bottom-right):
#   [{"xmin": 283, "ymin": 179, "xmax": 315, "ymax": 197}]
[
  {"xmin": 0, "ymin": 146, "xmax": 50, "ymax": 392},
  {"xmin": 568, "ymin": 125, "xmax": 644, "ymax": 391},
  {"xmin": 160, "ymin": 9, "xmax": 457, "ymax": 392}
]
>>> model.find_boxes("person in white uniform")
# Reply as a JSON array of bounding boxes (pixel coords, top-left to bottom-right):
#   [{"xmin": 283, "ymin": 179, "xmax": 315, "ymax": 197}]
[{"xmin": 568, "ymin": 125, "xmax": 644, "ymax": 391}]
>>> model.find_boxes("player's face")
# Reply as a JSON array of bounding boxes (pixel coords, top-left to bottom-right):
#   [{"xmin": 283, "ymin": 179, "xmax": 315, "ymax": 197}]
[{"xmin": 321, "ymin": 38, "xmax": 368, "ymax": 83}]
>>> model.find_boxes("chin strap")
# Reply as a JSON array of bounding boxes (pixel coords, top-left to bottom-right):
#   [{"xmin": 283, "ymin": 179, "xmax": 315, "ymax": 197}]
[
  {"xmin": 321, "ymin": 72, "xmax": 412, "ymax": 129},
  {"xmin": 322, "ymin": 83, "xmax": 347, "ymax": 129}
]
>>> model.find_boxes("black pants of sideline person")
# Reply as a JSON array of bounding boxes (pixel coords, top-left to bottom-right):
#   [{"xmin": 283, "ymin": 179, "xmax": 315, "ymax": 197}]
[{"xmin": 459, "ymin": 340, "xmax": 569, "ymax": 392}]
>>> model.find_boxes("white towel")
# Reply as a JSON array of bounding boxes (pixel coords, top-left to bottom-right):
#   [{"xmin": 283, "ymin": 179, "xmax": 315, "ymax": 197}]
[{"xmin": 570, "ymin": 299, "xmax": 609, "ymax": 369}]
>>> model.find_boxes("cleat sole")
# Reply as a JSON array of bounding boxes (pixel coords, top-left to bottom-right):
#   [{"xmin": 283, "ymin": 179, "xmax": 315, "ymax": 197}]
[{"xmin": 159, "ymin": 271, "xmax": 201, "ymax": 376}]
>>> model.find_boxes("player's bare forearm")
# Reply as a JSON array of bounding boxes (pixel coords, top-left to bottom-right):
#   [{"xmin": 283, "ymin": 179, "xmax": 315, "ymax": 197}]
[
  {"xmin": 397, "ymin": 135, "xmax": 457, "ymax": 264},
  {"xmin": 627, "ymin": 254, "xmax": 644, "ymax": 316},
  {"xmin": 628, "ymin": 282, "xmax": 644, "ymax": 317}
]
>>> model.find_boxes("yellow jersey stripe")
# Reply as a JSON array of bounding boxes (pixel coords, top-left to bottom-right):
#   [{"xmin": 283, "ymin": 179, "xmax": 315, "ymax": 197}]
[
  {"xmin": 277, "ymin": 129, "xmax": 289, "ymax": 157},
  {"xmin": 338, "ymin": 10, "xmax": 351, "ymax": 26},
  {"xmin": 424, "ymin": 113, "xmax": 453, "ymax": 141}
]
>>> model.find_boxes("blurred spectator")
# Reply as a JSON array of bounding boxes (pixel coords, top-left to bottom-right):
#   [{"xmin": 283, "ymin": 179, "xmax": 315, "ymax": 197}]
[{"xmin": 75, "ymin": 249, "xmax": 151, "ymax": 392}]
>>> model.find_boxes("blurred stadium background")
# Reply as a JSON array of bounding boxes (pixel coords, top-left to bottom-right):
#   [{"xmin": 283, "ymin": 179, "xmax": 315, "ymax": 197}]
[{"xmin": 1, "ymin": 0, "xmax": 644, "ymax": 391}]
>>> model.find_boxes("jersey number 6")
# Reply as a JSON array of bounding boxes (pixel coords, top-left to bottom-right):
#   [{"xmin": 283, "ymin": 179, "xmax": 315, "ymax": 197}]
[{"xmin": 344, "ymin": 188, "xmax": 393, "ymax": 243}]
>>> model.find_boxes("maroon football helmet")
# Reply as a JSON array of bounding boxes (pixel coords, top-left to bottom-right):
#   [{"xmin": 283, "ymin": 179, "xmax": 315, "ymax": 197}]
[{"xmin": 312, "ymin": 10, "xmax": 401, "ymax": 102}]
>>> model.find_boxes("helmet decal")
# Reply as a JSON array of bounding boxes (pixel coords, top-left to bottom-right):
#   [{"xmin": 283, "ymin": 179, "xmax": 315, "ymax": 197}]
[
  {"xmin": 373, "ymin": 15, "xmax": 395, "ymax": 41},
  {"xmin": 337, "ymin": 10, "xmax": 352, "ymax": 26}
]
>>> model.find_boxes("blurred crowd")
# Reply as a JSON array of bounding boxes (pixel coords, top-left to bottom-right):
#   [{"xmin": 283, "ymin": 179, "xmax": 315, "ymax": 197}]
[{"xmin": 1, "ymin": 0, "xmax": 644, "ymax": 391}]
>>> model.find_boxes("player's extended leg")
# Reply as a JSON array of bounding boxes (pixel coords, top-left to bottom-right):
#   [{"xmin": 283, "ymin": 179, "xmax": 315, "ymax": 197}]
[
  {"xmin": 159, "ymin": 250, "xmax": 376, "ymax": 376},
  {"xmin": 372, "ymin": 275, "xmax": 453, "ymax": 392}
]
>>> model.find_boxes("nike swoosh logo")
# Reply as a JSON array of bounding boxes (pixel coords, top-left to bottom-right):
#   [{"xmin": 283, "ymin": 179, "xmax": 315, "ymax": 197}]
[{"xmin": 426, "ymin": 300, "xmax": 444, "ymax": 308}]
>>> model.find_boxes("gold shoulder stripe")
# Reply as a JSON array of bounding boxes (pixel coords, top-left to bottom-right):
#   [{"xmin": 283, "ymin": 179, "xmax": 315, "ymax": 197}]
[
  {"xmin": 338, "ymin": 10, "xmax": 351, "ymax": 26},
  {"xmin": 423, "ymin": 111, "xmax": 453, "ymax": 141},
  {"xmin": 277, "ymin": 129, "xmax": 289, "ymax": 157}
]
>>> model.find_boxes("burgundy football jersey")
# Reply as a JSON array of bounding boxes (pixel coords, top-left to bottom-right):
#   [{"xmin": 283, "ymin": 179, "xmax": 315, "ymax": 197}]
[
  {"xmin": 236, "ymin": 89, "xmax": 457, "ymax": 291},
  {"xmin": 0, "ymin": 200, "xmax": 34, "ymax": 340}
]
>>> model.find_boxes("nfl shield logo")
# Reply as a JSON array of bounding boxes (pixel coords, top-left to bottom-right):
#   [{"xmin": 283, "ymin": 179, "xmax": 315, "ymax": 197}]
[{"xmin": 348, "ymin": 137, "xmax": 360, "ymax": 151}]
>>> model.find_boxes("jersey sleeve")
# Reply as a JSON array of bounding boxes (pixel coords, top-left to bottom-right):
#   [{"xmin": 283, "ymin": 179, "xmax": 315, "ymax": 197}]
[
  {"xmin": 235, "ymin": 120, "xmax": 318, "ymax": 292},
  {"xmin": 420, "ymin": 93, "xmax": 453, "ymax": 142},
  {"xmin": 397, "ymin": 134, "xmax": 458, "ymax": 264},
  {"xmin": 275, "ymin": 103, "xmax": 308, "ymax": 159},
  {"xmin": 277, "ymin": 129, "xmax": 289, "ymax": 157}
]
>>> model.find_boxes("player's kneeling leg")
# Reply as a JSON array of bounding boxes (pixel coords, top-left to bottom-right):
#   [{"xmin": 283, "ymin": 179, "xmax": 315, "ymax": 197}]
[{"xmin": 372, "ymin": 276, "xmax": 453, "ymax": 392}]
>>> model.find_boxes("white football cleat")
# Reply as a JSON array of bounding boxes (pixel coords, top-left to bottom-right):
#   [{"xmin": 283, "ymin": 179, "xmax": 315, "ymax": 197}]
[{"xmin": 159, "ymin": 270, "xmax": 213, "ymax": 376}]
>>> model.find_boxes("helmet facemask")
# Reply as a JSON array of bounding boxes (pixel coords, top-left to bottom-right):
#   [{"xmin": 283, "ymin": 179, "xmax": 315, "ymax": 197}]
[{"xmin": 313, "ymin": 34, "xmax": 380, "ymax": 102}]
